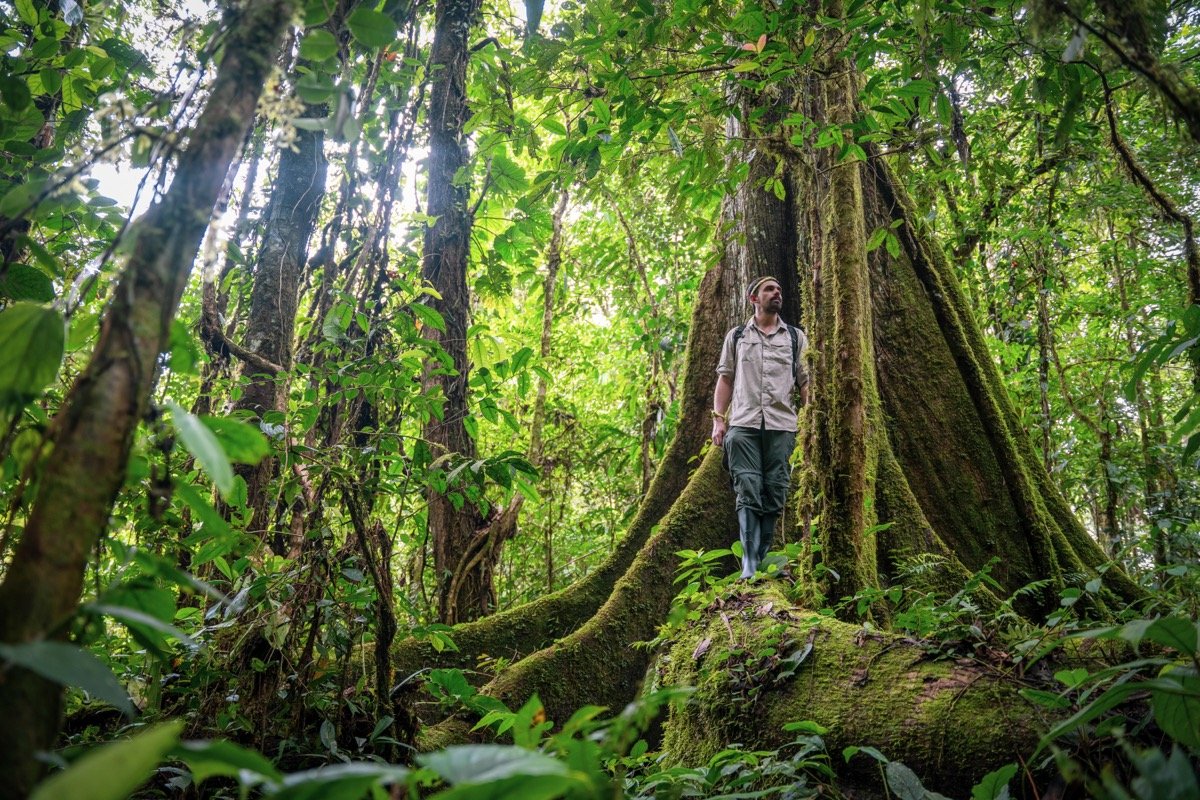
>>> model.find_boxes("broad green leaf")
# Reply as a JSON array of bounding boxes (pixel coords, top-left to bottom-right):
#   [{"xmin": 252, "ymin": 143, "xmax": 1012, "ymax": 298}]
[
  {"xmin": 30, "ymin": 721, "xmax": 182, "ymax": 800},
  {"xmin": 319, "ymin": 719, "xmax": 337, "ymax": 753},
  {"xmin": 29, "ymin": 36, "xmax": 59, "ymax": 60},
  {"xmin": 433, "ymin": 774, "xmax": 577, "ymax": 800},
  {"xmin": 200, "ymin": 416, "xmax": 271, "ymax": 465},
  {"xmin": 169, "ymin": 401, "xmax": 234, "ymax": 497},
  {"xmin": 0, "ymin": 75, "xmax": 31, "ymax": 112},
  {"xmin": 86, "ymin": 603, "xmax": 200, "ymax": 652},
  {"xmin": 1054, "ymin": 668, "xmax": 1089, "ymax": 688},
  {"xmin": 490, "ymin": 153, "xmax": 528, "ymax": 194},
  {"xmin": 272, "ymin": 763, "xmax": 411, "ymax": 800},
  {"xmin": 1018, "ymin": 688, "xmax": 1071, "ymax": 709},
  {"xmin": 17, "ymin": 234, "xmax": 62, "ymax": 275},
  {"xmin": 1036, "ymin": 681, "xmax": 1142, "ymax": 754},
  {"xmin": 0, "ymin": 178, "xmax": 49, "ymax": 218},
  {"xmin": 0, "ymin": 302, "xmax": 65, "ymax": 411},
  {"xmin": 1142, "ymin": 617, "xmax": 1200, "ymax": 655},
  {"xmin": 172, "ymin": 739, "xmax": 282, "ymax": 787},
  {"xmin": 0, "ymin": 640, "xmax": 135, "ymax": 716},
  {"xmin": 971, "ymin": 762, "xmax": 1017, "ymax": 800},
  {"xmin": 843, "ymin": 744, "xmax": 888, "ymax": 763},
  {"xmin": 865, "ymin": 226, "xmax": 887, "ymax": 252},
  {"xmin": 412, "ymin": 302, "xmax": 446, "ymax": 332},
  {"xmin": 303, "ymin": 0, "xmax": 331, "ymax": 25},
  {"xmin": 347, "ymin": 8, "xmax": 397, "ymax": 49},
  {"xmin": 167, "ymin": 318, "xmax": 200, "ymax": 374},
  {"xmin": 935, "ymin": 92, "xmax": 951, "ymax": 127},
  {"xmin": 174, "ymin": 481, "xmax": 235, "ymax": 563},
  {"xmin": 4, "ymin": 105, "xmax": 48, "ymax": 142},
  {"xmin": 1149, "ymin": 671, "xmax": 1200, "ymax": 749},
  {"xmin": 15, "ymin": 0, "xmax": 38, "ymax": 25},
  {"xmin": 299, "ymin": 29, "xmax": 339, "ymax": 61},
  {"xmin": 884, "ymin": 231, "xmax": 901, "ymax": 257},
  {"xmin": 418, "ymin": 744, "xmax": 569, "ymax": 785},
  {"xmin": 0, "ymin": 263, "xmax": 54, "ymax": 301},
  {"xmin": 884, "ymin": 760, "xmax": 926, "ymax": 800},
  {"xmin": 295, "ymin": 72, "xmax": 336, "ymax": 103}
]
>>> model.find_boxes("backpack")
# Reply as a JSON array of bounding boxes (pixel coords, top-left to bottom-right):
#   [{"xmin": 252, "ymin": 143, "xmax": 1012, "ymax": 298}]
[{"xmin": 732, "ymin": 322, "xmax": 801, "ymax": 381}]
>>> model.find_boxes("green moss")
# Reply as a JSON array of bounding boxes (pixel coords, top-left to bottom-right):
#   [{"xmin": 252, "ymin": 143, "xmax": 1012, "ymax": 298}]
[
  {"xmin": 659, "ymin": 586, "xmax": 1052, "ymax": 792},
  {"xmin": 415, "ymin": 447, "xmax": 739, "ymax": 748}
]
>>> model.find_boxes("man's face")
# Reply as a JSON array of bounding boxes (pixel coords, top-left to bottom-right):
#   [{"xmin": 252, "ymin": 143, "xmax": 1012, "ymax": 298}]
[{"xmin": 752, "ymin": 280, "xmax": 783, "ymax": 312}]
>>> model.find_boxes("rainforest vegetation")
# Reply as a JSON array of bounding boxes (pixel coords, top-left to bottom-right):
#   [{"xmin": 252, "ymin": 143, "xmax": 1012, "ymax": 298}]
[{"xmin": 0, "ymin": 0, "xmax": 1199, "ymax": 796}]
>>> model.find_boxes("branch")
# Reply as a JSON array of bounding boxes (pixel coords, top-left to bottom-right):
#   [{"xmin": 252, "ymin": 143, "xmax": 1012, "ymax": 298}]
[
  {"xmin": 1099, "ymin": 70, "xmax": 1200, "ymax": 309},
  {"xmin": 199, "ymin": 290, "xmax": 285, "ymax": 375},
  {"xmin": 1051, "ymin": 0, "xmax": 1200, "ymax": 141}
]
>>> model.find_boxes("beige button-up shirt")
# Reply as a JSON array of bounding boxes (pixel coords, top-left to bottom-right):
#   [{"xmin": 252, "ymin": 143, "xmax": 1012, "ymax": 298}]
[{"xmin": 716, "ymin": 319, "xmax": 809, "ymax": 431}]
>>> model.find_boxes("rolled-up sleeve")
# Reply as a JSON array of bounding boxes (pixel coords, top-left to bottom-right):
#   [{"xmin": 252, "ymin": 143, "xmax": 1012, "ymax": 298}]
[{"xmin": 716, "ymin": 329, "xmax": 736, "ymax": 377}]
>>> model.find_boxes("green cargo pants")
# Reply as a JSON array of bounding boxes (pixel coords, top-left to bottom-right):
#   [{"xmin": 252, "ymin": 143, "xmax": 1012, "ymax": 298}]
[{"xmin": 723, "ymin": 425, "xmax": 795, "ymax": 515}]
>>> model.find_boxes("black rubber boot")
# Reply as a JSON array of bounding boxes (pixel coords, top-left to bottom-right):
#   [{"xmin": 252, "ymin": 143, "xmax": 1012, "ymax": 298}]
[
  {"xmin": 756, "ymin": 513, "xmax": 778, "ymax": 565},
  {"xmin": 738, "ymin": 507, "xmax": 760, "ymax": 578}
]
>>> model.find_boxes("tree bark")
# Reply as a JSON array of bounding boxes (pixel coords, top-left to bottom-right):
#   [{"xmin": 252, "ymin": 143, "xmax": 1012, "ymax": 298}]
[
  {"xmin": 422, "ymin": 0, "xmax": 488, "ymax": 624},
  {"xmin": 233, "ymin": 116, "xmax": 328, "ymax": 546},
  {"xmin": 0, "ymin": 1, "xmax": 295, "ymax": 793},
  {"xmin": 530, "ymin": 189, "xmax": 569, "ymax": 592}
]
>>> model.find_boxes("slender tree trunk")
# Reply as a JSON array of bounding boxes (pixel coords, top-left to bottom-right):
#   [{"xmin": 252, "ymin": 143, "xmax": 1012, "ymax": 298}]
[
  {"xmin": 1098, "ymin": 406, "xmax": 1120, "ymax": 554},
  {"xmin": 1034, "ymin": 245, "xmax": 1055, "ymax": 474},
  {"xmin": 530, "ymin": 189, "xmax": 568, "ymax": 594},
  {"xmin": 423, "ymin": 0, "xmax": 488, "ymax": 624},
  {"xmin": 1110, "ymin": 216, "xmax": 1176, "ymax": 577},
  {"xmin": 0, "ymin": 2, "xmax": 295, "ymax": 792},
  {"xmin": 232, "ymin": 115, "xmax": 327, "ymax": 546}
]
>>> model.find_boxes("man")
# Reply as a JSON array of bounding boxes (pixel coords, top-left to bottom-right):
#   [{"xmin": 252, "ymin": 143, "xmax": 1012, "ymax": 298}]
[{"xmin": 712, "ymin": 276, "xmax": 809, "ymax": 578}]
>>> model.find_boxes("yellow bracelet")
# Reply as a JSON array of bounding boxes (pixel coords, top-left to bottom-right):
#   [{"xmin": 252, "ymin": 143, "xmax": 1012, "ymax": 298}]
[{"xmin": 711, "ymin": 409, "xmax": 727, "ymax": 422}]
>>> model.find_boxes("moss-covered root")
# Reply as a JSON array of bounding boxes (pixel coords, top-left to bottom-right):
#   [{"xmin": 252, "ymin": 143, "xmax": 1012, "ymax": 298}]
[
  {"xmin": 658, "ymin": 586, "xmax": 1055, "ymax": 794},
  {"xmin": 393, "ymin": 261, "xmax": 732, "ymax": 683},
  {"xmin": 417, "ymin": 446, "xmax": 737, "ymax": 748}
]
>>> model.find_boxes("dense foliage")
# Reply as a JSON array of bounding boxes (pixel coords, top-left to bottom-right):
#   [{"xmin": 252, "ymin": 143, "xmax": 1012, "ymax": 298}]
[{"xmin": 0, "ymin": 0, "xmax": 1198, "ymax": 795}]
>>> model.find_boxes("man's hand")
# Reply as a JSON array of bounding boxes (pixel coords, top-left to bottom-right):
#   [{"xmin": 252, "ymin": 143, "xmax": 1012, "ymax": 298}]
[
  {"xmin": 712, "ymin": 375, "xmax": 733, "ymax": 445},
  {"xmin": 712, "ymin": 417, "xmax": 727, "ymax": 446}
]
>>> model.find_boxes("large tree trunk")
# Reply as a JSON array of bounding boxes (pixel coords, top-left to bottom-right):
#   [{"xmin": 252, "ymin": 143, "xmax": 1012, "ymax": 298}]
[
  {"xmin": 0, "ymin": 1, "xmax": 295, "ymax": 793},
  {"xmin": 793, "ymin": 8, "xmax": 1144, "ymax": 612},
  {"xmin": 413, "ymin": 5, "xmax": 1141, "ymax": 745}
]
